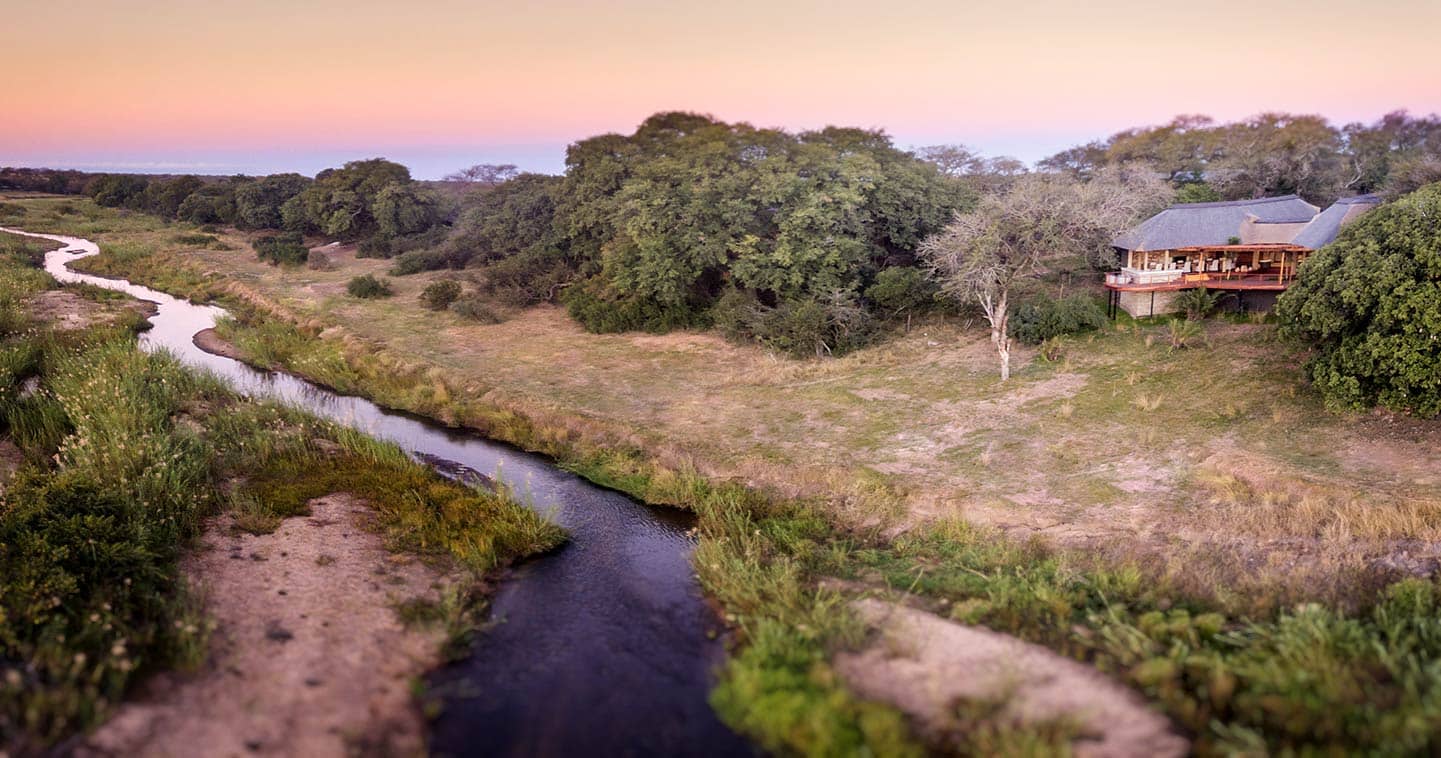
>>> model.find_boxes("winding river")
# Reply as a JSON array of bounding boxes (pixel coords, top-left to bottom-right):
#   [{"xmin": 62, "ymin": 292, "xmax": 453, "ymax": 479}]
[{"xmin": 2, "ymin": 228, "xmax": 754, "ymax": 757}]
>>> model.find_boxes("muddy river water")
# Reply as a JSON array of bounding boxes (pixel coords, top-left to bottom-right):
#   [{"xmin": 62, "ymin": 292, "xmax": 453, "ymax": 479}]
[{"xmin": 3, "ymin": 228, "xmax": 753, "ymax": 757}]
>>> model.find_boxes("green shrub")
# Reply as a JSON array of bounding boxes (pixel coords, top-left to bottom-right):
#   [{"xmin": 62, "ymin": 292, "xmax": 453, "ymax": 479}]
[
  {"xmin": 1009, "ymin": 293, "xmax": 1106, "ymax": 345},
  {"xmin": 1277, "ymin": 184, "xmax": 1441, "ymax": 417},
  {"xmin": 253, "ymin": 232, "xmax": 308, "ymax": 266},
  {"xmin": 714, "ymin": 289, "xmax": 877, "ymax": 358},
  {"xmin": 450, "ymin": 295, "xmax": 502, "ymax": 324},
  {"xmin": 420, "ymin": 279, "xmax": 463, "ymax": 311},
  {"xmin": 563, "ymin": 277, "xmax": 706, "ymax": 334},
  {"xmin": 864, "ymin": 267, "xmax": 937, "ymax": 318},
  {"xmin": 171, "ymin": 233, "xmax": 219, "ymax": 248},
  {"xmin": 0, "ymin": 342, "xmax": 214, "ymax": 749},
  {"xmin": 306, "ymin": 250, "xmax": 333, "ymax": 271},
  {"xmin": 346, "ymin": 274, "xmax": 393, "ymax": 299},
  {"xmin": 1175, "ymin": 287, "xmax": 1228, "ymax": 320},
  {"xmin": 389, "ymin": 249, "xmax": 448, "ymax": 276},
  {"xmin": 0, "ymin": 202, "xmax": 27, "ymax": 219}
]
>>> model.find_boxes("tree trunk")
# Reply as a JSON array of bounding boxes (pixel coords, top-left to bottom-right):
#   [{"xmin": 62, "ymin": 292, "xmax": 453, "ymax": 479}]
[{"xmin": 991, "ymin": 302, "xmax": 1011, "ymax": 381}]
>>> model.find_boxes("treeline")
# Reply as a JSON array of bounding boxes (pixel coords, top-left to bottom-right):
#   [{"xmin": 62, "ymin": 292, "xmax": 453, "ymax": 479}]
[
  {"xmin": 11, "ymin": 108, "xmax": 1437, "ymax": 359},
  {"xmin": 72, "ymin": 162, "xmax": 448, "ymax": 258},
  {"xmin": 1036, "ymin": 110, "xmax": 1441, "ymax": 204},
  {"xmin": 395, "ymin": 112, "xmax": 974, "ymax": 354}
]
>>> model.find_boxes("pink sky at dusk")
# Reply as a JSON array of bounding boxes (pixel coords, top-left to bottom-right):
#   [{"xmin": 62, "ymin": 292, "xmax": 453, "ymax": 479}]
[{"xmin": 5, "ymin": 0, "xmax": 1440, "ymax": 178}]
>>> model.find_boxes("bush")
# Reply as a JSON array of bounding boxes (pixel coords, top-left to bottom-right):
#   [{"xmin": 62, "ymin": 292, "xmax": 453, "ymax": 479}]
[
  {"xmin": 253, "ymin": 232, "xmax": 308, "ymax": 266},
  {"xmin": 389, "ymin": 249, "xmax": 449, "ymax": 276},
  {"xmin": 172, "ymin": 233, "xmax": 219, "ymax": 248},
  {"xmin": 864, "ymin": 267, "xmax": 937, "ymax": 318},
  {"xmin": 1277, "ymin": 183, "xmax": 1441, "ymax": 416},
  {"xmin": 563, "ymin": 277, "xmax": 706, "ymax": 334},
  {"xmin": 1175, "ymin": 287, "xmax": 1228, "ymax": 320},
  {"xmin": 420, "ymin": 279, "xmax": 463, "ymax": 311},
  {"xmin": 0, "ymin": 202, "xmax": 27, "ymax": 218},
  {"xmin": 346, "ymin": 274, "xmax": 392, "ymax": 299},
  {"xmin": 306, "ymin": 250, "xmax": 333, "ymax": 271},
  {"xmin": 450, "ymin": 295, "xmax": 503, "ymax": 324},
  {"xmin": 714, "ymin": 289, "xmax": 877, "ymax": 358},
  {"xmin": 1009, "ymin": 293, "xmax": 1106, "ymax": 345}
]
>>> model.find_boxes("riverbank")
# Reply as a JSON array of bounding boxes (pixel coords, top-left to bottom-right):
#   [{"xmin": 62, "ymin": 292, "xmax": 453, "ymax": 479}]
[
  {"xmin": 0, "ymin": 229, "xmax": 564, "ymax": 753},
  {"xmin": 11, "ymin": 197, "xmax": 1441, "ymax": 754}
]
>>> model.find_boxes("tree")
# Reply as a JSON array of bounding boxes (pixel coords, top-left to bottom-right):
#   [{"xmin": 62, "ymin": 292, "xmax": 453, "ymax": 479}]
[
  {"xmin": 444, "ymin": 163, "xmax": 520, "ymax": 184},
  {"xmin": 920, "ymin": 170, "xmax": 1170, "ymax": 379},
  {"xmin": 177, "ymin": 185, "xmax": 238, "ymax": 224},
  {"xmin": 292, "ymin": 158, "xmax": 412, "ymax": 241},
  {"xmin": 1276, "ymin": 183, "xmax": 1441, "ymax": 417},
  {"xmin": 1341, "ymin": 110, "xmax": 1441, "ymax": 193},
  {"xmin": 915, "ymin": 145, "xmax": 982, "ymax": 176},
  {"xmin": 916, "ymin": 144, "xmax": 1028, "ymax": 192},
  {"xmin": 1175, "ymin": 182, "xmax": 1221, "ymax": 203},
  {"xmin": 1210, "ymin": 113, "xmax": 1345, "ymax": 203},
  {"xmin": 235, "ymin": 173, "xmax": 310, "ymax": 229},
  {"xmin": 85, "ymin": 174, "xmax": 149, "ymax": 209},
  {"xmin": 1037, "ymin": 141, "xmax": 1109, "ymax": 180},
  {"xmin": 373, "ymin": 183, "xmax": 441, "ymax": 239},
  {"xmin": 143, "ymin": 175, "xmax": 203, "ymax": 219}
]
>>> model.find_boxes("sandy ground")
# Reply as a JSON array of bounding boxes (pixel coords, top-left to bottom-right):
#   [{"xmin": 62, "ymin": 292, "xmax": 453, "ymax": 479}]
[
  {"xmin": 26, "ymin": 289, "xmax": 156, "ymax": 331},
  {"xmin": 836, "ymin": 599, "xmax": 1188, "ymax": 757},
  {"xmin": 81, "ymin": 494, "xmax": 451, "ymax": 758},
  {"xmin": 193, "ymin": 327, "xmax": 246, "ymax": 360}
]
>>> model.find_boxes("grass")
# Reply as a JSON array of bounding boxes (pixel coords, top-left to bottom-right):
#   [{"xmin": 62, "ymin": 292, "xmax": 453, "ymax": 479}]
[
  {"xmin": 10, "ymin": 195, "xmax": 1441, "ymax": 754},
  {"xmin": 0, "ymin": 226, "xmax": 564, "ymax": 751}
]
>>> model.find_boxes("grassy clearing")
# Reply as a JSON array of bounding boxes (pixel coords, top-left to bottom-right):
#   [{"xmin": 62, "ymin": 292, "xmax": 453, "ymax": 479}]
[
  {"xmin": 0, "ymin": 231, "xmax": 563, "ymax": 751},
  {"xmin": 11, "ymin": 196, "xmax": 1441, "ymax": 754},
  {"xmin": 198, "ymin": 307, "xmax": 1441, "ymax": 754}
]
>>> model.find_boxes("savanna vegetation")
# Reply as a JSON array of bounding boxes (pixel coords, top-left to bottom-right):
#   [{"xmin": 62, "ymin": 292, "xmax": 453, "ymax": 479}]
[
  {"xmin": 1277, "ymin": 181, "xmax": 1441, "ymax": 417},
  {"xmin": 0, "ymin": 230, "xmax": 563, "ymax": 751},
  {"xmin": 4, "ymin": 105, "xmax": 1441, "ymax": 754}
]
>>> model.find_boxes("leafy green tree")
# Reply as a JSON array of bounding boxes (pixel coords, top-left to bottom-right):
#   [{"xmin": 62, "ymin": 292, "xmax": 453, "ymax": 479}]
[
  {"xmin": 234, "ymin": 173, "xmax": 310, "ymax": 229},
  {"xmin": 143, "ymin": 175, "xmax": 203, "ymax": 219},
  {"xmin": 1175, "ymin": 182, "xmax": 1221, "ymax": 203},
  {"xmin": 177, "ymin": 185, "xmax": 238, "ymax": 224},
  {"xmin": 1276, "ymin": 184, "xmax": 1441, "ymax": 416},
  {"xmin": 85, "ymin": 174, "xmax": 150, "ymax": 209},
  {"xmin": 373, "ymin": 183, "xmax": 442, "ymax": 240},
  {"xmin": 293, "ymin": 159, "xmax": 412, "ymax": 241}
]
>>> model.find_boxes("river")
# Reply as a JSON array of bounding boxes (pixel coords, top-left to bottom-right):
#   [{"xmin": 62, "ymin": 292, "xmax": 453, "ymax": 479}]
[{"xmin": 1, "ymin": 228, "xmax": 754, "ymax": 757}]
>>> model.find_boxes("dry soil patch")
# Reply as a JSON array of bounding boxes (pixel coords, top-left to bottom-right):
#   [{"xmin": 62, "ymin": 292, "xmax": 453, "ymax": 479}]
[
  {"xmin": 835, "ymin": 598, "xmax": 1187, "ymax": 758},
  {"xmin": 82, "ymin": 494, "xmax": 450, "ymax": 758}
]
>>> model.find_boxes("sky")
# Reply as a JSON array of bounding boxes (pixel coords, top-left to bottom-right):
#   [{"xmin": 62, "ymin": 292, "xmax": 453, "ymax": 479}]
[{"xmin": 5, "ymin": 0, "xmax": 1440, "ymax": 179}]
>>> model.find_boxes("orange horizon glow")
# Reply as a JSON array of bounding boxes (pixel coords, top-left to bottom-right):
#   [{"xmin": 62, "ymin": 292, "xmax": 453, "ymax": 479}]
[{"xmin": 5, "ymin": 0, "xmax": 1440, "ymax": 175}]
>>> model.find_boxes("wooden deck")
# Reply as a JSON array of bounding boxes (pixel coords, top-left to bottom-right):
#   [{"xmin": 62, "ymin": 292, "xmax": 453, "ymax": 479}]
[{"xmin": 1104, "ymin": 274, "xmax": 1291, "ymax": 293}]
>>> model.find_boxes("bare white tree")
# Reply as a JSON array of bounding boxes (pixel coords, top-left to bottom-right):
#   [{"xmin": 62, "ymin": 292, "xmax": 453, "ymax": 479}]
[{"xmin": 919, "ymin": 168, "xmax": 1171, "ymax": 380}]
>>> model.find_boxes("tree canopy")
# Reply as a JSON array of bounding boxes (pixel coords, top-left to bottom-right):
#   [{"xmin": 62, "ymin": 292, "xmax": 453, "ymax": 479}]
[
  {"xmin": 1040, "ymin": 110, "xmax": 1441, "ymax": 204},
  {"xmin": 1276, "ymin": 182, "xmax": 1441, "ymax": 417},
  {"xmin": 920, "ymin": 169, "xmax": 1171, "ymax": 379}
]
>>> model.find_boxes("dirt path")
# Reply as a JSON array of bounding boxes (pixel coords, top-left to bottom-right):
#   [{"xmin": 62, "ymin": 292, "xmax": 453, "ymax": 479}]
[
  {"xmin": 81, "ymin": 494, "xmax": 452, "ymax": 758},
  {"xmin": 836, "ymin": 599, "xmax": 1187, "ymax": 757}
]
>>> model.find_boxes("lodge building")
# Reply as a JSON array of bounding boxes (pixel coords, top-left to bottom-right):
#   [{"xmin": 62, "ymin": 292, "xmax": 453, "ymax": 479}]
[{"xmin": 1105, "ymin": 194, "xmax": 1380, "ymax": 318}]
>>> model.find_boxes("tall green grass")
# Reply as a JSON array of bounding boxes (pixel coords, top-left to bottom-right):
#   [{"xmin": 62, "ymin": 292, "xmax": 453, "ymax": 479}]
[
  {"xmin": 0, "ymin": 341, "xmax": 215, "ymax": 750},
  {"xmin": 0, "ymin": 231, "xmax": 566, "ymax": 751}
]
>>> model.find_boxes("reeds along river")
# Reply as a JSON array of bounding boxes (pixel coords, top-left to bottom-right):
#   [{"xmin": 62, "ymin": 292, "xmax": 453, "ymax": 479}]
[{"xmin": 3, "ymin": 227, "xmax": 754, "ymax": 757}]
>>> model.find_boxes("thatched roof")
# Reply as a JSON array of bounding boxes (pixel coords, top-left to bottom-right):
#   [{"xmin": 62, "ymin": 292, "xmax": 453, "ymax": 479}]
[
  {"xmin": 1113, "ymin": 195, "xmax": 1320, "ymax": 252},
  {"xmin": 1291, "ymin": 195, "xmax": 1382, "ymax": 250}
]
